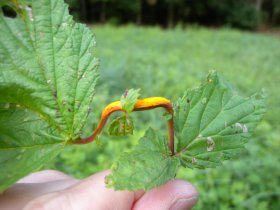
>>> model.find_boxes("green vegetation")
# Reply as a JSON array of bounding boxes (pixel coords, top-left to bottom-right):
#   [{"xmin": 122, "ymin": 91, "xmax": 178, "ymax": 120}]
[
  {"xmin": 50, "ymin": 26, "xmax": 280, "ymax": 209},
  {"xmin": 0, "ymin": 0, "xmax": 266, "ymax": 194},
  {"xmin": 0, "ymin": 0, "xmax": 279, "ymax": 208},
  {"xmin": 0, "ymin": 0, "xmax": 98, "ymax": 191}
]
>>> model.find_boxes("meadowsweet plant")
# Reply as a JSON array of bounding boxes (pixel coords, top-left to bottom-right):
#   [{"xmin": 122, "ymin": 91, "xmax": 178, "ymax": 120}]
[{"xmin": 0, "ymin": 0, "xmax": 266, "ymax": 192}]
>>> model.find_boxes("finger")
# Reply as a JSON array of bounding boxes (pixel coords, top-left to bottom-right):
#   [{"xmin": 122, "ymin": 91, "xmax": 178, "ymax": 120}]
[
  {"xmin": 1, "ymin": 170, "xmax": 77, "ymax": 210},
  {"xmin": 18, "ymin": 170, "xmax": 74, "ymax": 183},
  {"xmin": 23, "ymin": 170, "xmax": 145, "ymax": 210},
  {"xmin": 132, "ymin": 180, "xmax": 198, "ymax": 210},
  {"xmin": 1, "ymin": 179, "xmax": 78, "ymax": 210}
]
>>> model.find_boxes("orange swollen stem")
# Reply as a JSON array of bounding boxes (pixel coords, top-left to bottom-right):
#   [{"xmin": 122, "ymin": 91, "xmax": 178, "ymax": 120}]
[{"xmin": 70, "ymin": 97, "xmax": 175, "ymax": 155}]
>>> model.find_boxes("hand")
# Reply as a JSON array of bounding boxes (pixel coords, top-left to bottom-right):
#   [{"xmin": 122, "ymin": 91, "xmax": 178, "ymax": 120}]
[{"xmin": 0, "ymin": 170, "xmax": 198, "ymax": 210}]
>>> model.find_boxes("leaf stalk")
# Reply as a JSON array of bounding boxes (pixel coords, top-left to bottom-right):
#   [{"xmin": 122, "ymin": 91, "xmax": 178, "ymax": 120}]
[{"xmin": 69, "ymin": 97, "xmax": 175, "ymax": 155}]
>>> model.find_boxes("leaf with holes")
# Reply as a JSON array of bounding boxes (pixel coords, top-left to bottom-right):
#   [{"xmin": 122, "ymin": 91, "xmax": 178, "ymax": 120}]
[
  {"xmin": 106, "ymin": 128, "xmax": 180, "ymax": 191},
  {"xmin": 0, "ymin": 0, "xmax": 98, "ymax": 191},
  {"xmin": 174, "ymin": 71, "xmax": 266, "ymax": 169},
  {"xmin": 106, "ymin": 72, "xmax": 266, "ymax": 191}
]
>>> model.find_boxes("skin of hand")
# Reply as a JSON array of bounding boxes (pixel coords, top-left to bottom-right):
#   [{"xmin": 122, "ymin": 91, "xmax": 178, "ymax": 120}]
[{"xmin": 0, "ymin": 170, "xmax": 198, "ymax": 210}]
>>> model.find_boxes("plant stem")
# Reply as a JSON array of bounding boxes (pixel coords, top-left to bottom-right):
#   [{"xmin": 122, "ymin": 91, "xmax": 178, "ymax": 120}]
[{"xmin": 69, "ymin": 97, "xmax": 175, "ymax": 155}]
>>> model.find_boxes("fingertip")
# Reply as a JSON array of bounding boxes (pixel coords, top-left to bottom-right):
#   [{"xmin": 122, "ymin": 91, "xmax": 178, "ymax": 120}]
[
  {"xmin": 169, "ymin": 179, "xmax": 199, "ymax": 200},
  {"xmin": 168, "ymin": 180, "xmax": 198, "ymax": 210},
  {"xmin": 133, "ymin": 179, "xmax": 198, "ymax": 210}
]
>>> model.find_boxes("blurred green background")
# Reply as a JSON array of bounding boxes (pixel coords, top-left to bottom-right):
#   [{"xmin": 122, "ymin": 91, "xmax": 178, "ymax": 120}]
[{"xmin": 48, "ymin": 1, "xmax": 280, "ymax": 209}]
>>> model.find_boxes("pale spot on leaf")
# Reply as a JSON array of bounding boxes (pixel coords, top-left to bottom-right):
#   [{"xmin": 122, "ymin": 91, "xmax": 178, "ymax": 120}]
[
  {"xmin": 207, "ymin": 137, "xmax": 215, "ymax": 152},
  {"xmin": 202, "ymin": 97, "xmax": 207, "ymax": 104}
]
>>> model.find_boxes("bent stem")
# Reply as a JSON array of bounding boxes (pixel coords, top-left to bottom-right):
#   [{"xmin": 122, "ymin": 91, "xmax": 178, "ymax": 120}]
[{"xmin": 69, "ymin": 97, "xmax": 175, "ymax": 155}]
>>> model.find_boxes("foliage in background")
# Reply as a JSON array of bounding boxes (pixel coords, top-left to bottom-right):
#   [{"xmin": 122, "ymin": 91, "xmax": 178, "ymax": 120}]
[
  {"xmin": 65, "ymin": 0, "xmax": 280, "ymax": 29},
  {"xmin": 49, "ymin": 26, "xmax": 280, "ymax": 209}
]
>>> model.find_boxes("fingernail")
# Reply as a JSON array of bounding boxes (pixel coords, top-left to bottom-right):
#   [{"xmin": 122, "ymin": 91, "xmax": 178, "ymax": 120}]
[{"xmin": 170, "ymin": 197, "xmax": 198, "ymax": 210}]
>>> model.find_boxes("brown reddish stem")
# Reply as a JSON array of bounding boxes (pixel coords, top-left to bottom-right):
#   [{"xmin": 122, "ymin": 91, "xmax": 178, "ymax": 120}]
[{"xmin": 69, "ymin": 97, "xmax": 175, "ymax": 155}]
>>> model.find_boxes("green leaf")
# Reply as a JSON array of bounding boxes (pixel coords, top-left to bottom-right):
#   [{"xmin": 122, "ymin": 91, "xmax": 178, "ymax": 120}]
[
  {"xmin": 0, "ymin": 0, "xmax": 98, "ymax": 191},
  {"xmin": 174, "ymin": 71, "xmax": 266, "ymax": 169},
  {"xmin": 106, "ymin": 128, "xmax": 180, "ymax": 191},
  {"xmin": 0, "ymin": 107, "xmax": 65, "ymax": 192},
  {"xmin": 0, "ymin": 0, "xmax": 99, "ymax": 139},
  {"xmin": 120, "ymin": 89, "xmax": 140, "ymax": 113},
  {"xmin": 108, "ymin": 115, "xmax": 134, "ymax": 136}
]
